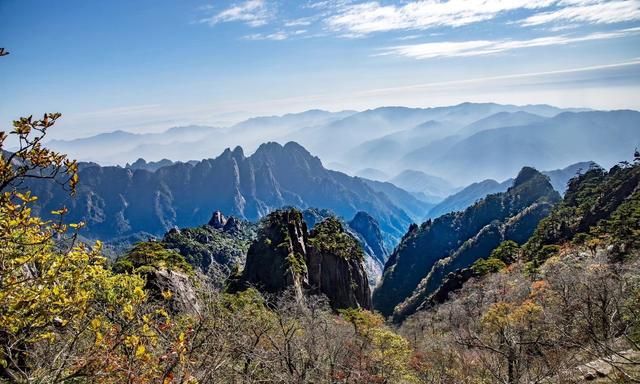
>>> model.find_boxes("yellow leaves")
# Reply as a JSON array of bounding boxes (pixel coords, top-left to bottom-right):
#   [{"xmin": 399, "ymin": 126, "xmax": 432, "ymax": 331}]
[
  {"xmin": 91, "ymin": 317, "xmax": 102, "ymax": 330},
  {"xmin": 123, "ymin": 304, "xmax": 135, "ymax": 320},
  {"xmin": 133, "ymin": 286, "xmax": 146, "ymax": 300},
  {"xmin": 161, "ymin": 290, "xmax": 173, "ymax": 300},
  {"xmin": 135, "ymin": 345, "xmax": 146, "ymax": 359},
  {"xmin": 482, "ymin": 300, "xmax": 543, "ymax": 332},
  {"xmin": 14, "ymin": 191, "xmax": 37, "ymax": 203},
  {"xmin": 481, "ymin": 302, "xmax": 514, "ymax": 331},
  {"xmin": 68, "ymin": 221, "xmax": 85, "ymax": 230},
  {"xmin": 51, "ymin": 207, "xmax": 68, "ymax": 215},
  {"xmin": 125, "ymin": 335, "xmax": 140, "ymax": 348}
]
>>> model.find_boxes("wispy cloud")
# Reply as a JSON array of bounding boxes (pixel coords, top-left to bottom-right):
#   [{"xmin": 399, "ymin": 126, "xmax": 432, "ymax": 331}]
[
  {"xmin": 201, "ymin": 0, "xmax": 271, "ymax": 27},
  {"xmin": 324, "ymin": 0, "xmax": 640, "ymax": 36},
  {"xmin": 325, "ymin": 0, "xmax": 555, "ymax": 35},
  {"xmin": 244, "ymin": 29, "xmax": 307, "ymax": 41},
  {"xmin": 521, "ymin": 0, "xmax": 640, "ymax": 26},
  {"xmin": 284, "ymin": 18, "xmax": 313, "ymax": 27},
  {"xmin": 378, "ymin": 27, "xmax": 640, "ymax": 59}
]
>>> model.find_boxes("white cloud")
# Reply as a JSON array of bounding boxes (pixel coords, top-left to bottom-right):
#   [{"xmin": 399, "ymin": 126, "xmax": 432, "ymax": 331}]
[
  {"xmin": 521, "ymin": 0, "xmax": 640, "ymax": 26},
  {"xmin": 379, "ymin": 27, "xmax": 640, "ymax": 59},
  {"xmin": 325, "ymin": 0, "xmax": 555, "ymax": 35},
  {"xmin": 244, "ymin": 31, "xmax": 289, "ymax": 40},
  {"xmin": 202, "ymin": 0, "xmax": 271, "ymax": 27},
  {"xmin": 324, "ymin": 0, "xmax": 640, "ymax": 36},
  {"xmin": 284, "ymin": 18, "xmax": 313, "ymax": 27}
]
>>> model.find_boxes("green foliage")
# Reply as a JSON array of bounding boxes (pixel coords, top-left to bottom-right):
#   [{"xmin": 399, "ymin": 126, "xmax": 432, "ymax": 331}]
[
  {"xmin": 309, "ymin": 217, "xmax": 364, "ymax": 261},
  {"xmin": 472, "ymin": 258, "xmax": 507, "ymax": 276},
  {"xmin": 489, "ymin": 240, "xmax": 520, "ymax": 264},
  {"xmin": 598, "ymin": 189, "xmax": 640, "ymax": 254},
  {"xmin": 162, "ymin": 222, "xmax": 256, "ymax": 272},
  {"xmin": 524, "ymin": 160, "xmax": 640, "ymax": 265},
  {"xmin": 114, "ymin": 241, "xmax": 193, "ymax": 274}
]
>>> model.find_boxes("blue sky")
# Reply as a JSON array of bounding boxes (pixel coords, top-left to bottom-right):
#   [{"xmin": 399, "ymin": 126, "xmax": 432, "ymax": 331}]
[{"xmin": 1, "ymin": 0, "xmax": 640, "ymax": 138}]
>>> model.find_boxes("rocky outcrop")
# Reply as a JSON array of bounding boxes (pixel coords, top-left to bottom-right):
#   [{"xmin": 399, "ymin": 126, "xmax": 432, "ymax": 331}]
[
  {"xmin": 208, "ymin": 210, "xmax": 227, "ymax": 228},
  {"xmin": 303, "ymin": 208, "xmax": 387, "ymax": 289},
  {"xmin": 373, "ymin": 167, "xmax": 561, "ymax": 320},
  {"xmin": 242, "ymin": 208, "xmax": 371, "ymax": 310},
  {"xmin": 243, "ymin": 209, "xmax": 310, "ymax": 300},
  {"xmin": 146, "ymin": 268, "xmax": 200, "ymax": 314},
  {"xmin": 307, "ymin": 217, "xmax": 372, "ymax": 310}
]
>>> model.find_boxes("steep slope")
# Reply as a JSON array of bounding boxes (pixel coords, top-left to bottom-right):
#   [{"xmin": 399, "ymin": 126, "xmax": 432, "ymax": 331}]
[
  {"xmin": 524, "ymin": 158, "xmax": 640, "ymax": 265},
  {"xmin": 394, "ymin": 200, "xmax": 554, "ymax": 321},
  {"xmin": 372, "ymin": 167, "xmax": 561, "ymax": 318},
  {"xmin": 241, "ymin": 209, "xmax": 371, "ymax": 310},
  {"xmin": 26, "ymin": 141, "xmax": 413, "ymax": 246},
  {"xmin": 426, "ymin": 161, "xmax": 598, "ymax": 219}
]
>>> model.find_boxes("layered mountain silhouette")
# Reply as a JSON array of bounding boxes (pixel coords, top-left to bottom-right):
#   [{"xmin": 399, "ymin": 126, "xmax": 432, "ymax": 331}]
[
  {"xmin": 26, "ymin": 142, "xmax": 415, "ymax": 247},
  {"xmin": 411, "ymin": 110, "xmax": 639, "ymax": 183},
  {"xmin": 373, "ymin": 167, "xmax": 561, "ymax": 321},
  {"xmin": 46, "ymin": 103, "xmax": 615, "ymax": 188}
]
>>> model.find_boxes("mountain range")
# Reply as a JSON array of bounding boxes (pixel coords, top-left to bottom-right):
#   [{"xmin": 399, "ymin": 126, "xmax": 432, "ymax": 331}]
[
  {"xmin": 46, "ymin": 102, "xmax": 634, "ymax": 189},
  {"xmin": 25, "ymin": 141, "xmax": 422, "ymax": 250}
]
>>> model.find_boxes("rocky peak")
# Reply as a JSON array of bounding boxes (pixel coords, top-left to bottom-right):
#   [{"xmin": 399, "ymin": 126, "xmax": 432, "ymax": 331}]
[
  {"xmin": 242, "ymin": 209, "xmax": 309, "ymax": 300},
  {"xmin": 208, "ymin": 210, "xmax": 227, "ymax": 229},
  {"xmin": 241, "ymin": 208, "xmax": 371, "ymax": 310},
  {"xmin": 513, "ymin": 166, "xmax": 546, "ymax": 188},
  {"xmin": 222, "ymin": 216, "xmax": 241, "ymax": 232}
]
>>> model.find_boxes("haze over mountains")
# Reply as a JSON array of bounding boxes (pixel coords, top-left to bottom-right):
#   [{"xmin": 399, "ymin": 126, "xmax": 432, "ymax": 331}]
[
  {"xmin": 47, "ymin": 103, "xmax": 638, "ymax": 188},
  {"xmin": 38, "ymin": 101, "xmax": 638, "ymax": 260}
]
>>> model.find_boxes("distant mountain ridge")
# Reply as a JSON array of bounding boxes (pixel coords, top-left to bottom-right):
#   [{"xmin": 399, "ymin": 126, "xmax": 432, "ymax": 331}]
[
  {"xmin": 420, "ymin": 110, "xmax": 640, "ymax": 183},
  {"xmin": 26, "ymin": 141, "xmax": 419, "ymax": 248},
  {"xmin": 426, "ymin": 161, "xmax": 597, "ymax": 219}
]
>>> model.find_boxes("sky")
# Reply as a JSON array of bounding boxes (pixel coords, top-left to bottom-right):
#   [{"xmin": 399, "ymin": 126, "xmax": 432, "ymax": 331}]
[{"xmin": 1, "ymin": 0, "xmax": 640, "ymax": 139}]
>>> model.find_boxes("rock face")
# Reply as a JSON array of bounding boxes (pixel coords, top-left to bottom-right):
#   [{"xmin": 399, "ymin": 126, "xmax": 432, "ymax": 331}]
[
  {"xmin": 243, "ymin": 209, "xmax": 310, "ymax": 299},
  {"xmin": 302, "ymin": 208, "xmax": 387, "ymax": 289},
  {"xmin": 242, "ymin": 208, "xmax": 371, "ymax": 310},
  {"xmin": 146, "ymin": 268, "xmax": 200, "ymax": 314},
  {"xmin": 373, "ymin": 167, "xmax": 561, "ymax": 321}
]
